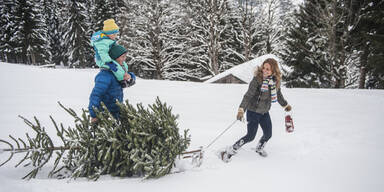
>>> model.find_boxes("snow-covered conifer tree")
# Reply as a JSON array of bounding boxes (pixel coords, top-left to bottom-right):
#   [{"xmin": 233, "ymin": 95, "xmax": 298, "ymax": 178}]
[
  {"xmin": 92, "ymin": 0, "xmax": 123, "ymax": 30},
  {"xmin": 0, "ymin": 0, "xmax": 17, "ymax": 62},
  {"xmin": 42, "ymin": 0, "xmax": 61, "ymax": 65},
  {"xmin": 281, "ymin": 0, "xmax": 332, "ymax": 88},
  {"xmin": 4, "ymin": 0, "xmax": 49, "ymax": 65},
  {"xmin": 122, "ymin": 0, "xmax": 188, "ymax": 80},
  {"xmin": 62, "ymin": 0, "xmax": 93, "ymax": 68},
  {"xmin": 362, "ymin": 0, "xmax": 384, "ymax": 89},
  {"xmin": 348, "ymin": 0, "xmax": 384, "ymax": 89},
  {"xmin": 257, "ymin": 0, "xmax": 286, "ymax": 55},
  {"xmin": 180, "ymin": 0, "xmax": 239, "ymax": 80},
  {"xmin": 229, "ymin": 0, "xmax": 265, "ymax": 62}
]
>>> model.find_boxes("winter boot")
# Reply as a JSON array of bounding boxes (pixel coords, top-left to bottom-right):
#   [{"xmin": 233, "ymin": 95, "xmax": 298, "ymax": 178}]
[
  {"xmin": 220, "ymin": 146, "xmax": 237, "ymax": 163},
  {"xmin": 255, "ymin": 142, "xmax": 268, "ymax": 157}
]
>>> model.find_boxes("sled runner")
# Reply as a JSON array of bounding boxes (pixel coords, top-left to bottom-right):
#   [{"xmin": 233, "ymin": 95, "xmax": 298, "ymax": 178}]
[
  {"xmin": 180, "ymin": 147, "xmax": 204, "ymax": 167},
  {"xmin": 180, "ymin": 120, "xmax": 238, "ymax": 166}
]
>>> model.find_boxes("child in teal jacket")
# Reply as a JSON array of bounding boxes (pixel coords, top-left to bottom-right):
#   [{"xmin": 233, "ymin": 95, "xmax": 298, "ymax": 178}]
[{"xmin": 91, "ymin": 19, "xmax": 126, "ymax": 81}]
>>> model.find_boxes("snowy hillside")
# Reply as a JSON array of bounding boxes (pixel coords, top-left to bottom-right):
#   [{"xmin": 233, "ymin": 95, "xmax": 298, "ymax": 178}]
[{"xmin": 0, "ymin": 62, "xmax": 384, "ymax": 192}]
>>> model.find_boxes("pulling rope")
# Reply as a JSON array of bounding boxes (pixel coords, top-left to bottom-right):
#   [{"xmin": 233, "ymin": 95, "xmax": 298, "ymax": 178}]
[{"xmin": 205, "ymin": 119, "xmax": 238, "ymax": 149}]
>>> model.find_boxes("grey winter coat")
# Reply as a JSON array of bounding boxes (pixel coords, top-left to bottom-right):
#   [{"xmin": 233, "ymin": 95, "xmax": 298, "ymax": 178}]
[{"xmin": 239, "ymin": 73, "xmax": 288, "ymax": 114}]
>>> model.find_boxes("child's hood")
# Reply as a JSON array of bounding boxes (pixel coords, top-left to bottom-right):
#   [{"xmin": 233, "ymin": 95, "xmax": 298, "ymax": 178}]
[{"xmin": 91, "ymin": 30, "xmax": 111, "ymax": 43}]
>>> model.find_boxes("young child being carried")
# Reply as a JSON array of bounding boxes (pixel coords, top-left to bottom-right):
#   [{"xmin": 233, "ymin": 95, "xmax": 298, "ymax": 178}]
[{"xmin": 91, "ymin": 19, "xmax": 127, "ymax": 83}]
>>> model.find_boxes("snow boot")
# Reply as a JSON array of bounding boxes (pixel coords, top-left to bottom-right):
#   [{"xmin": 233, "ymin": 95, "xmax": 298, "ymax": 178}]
[
  {"xmin": 255, "ymin": 142, "xmax": 268, "ymax": 157},
  {"xmin": 220, "ymin": 146, "xmax": 237, "ymax": 163}
]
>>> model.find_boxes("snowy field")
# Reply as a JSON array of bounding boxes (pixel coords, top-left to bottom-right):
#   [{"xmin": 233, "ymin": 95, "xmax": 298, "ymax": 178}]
[{"xmin": 0, "ymin": 62, "xmax": 383, "ymax": 192}]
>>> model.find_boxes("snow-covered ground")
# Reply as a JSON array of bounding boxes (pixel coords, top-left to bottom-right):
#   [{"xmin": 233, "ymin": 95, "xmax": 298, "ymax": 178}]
[{"xmin": 0, "ymin": 62, "xmax": 383, "ymax": 192}]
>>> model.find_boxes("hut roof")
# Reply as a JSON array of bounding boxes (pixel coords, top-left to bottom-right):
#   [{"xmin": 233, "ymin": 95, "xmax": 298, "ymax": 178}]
[{"xmin": 205, "ymin": 54, "xmax": 281, "ymax": 84}]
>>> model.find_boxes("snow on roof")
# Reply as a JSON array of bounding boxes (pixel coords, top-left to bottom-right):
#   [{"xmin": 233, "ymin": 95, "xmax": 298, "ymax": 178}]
[{"xmin": 205, "ymin": 54, "xmax": 281, "ymax": 84}]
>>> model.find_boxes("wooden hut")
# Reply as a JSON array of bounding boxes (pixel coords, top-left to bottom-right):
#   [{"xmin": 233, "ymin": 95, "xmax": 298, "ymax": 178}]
[{"xmin": 205, "ymin": 54, "xmax": 280, "ymax": 84}]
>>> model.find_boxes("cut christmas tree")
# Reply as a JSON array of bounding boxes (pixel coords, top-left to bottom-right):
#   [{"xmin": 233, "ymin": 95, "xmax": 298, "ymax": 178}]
[{"xmin": 0, "ymin": 97, "xmax": 191, "ymax": 180}]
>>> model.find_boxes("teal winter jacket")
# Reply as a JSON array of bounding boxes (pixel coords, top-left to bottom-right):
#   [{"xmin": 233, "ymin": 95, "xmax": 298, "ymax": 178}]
[{"xmin": 91, "ymin": 31, "xmax": 126, "ymax": 81}]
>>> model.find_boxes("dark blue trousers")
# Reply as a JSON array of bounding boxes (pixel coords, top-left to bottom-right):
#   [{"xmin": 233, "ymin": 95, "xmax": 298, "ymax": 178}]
[{"xmin": 233, "ymin": 110, "xmax": 272, "ymax": 150}]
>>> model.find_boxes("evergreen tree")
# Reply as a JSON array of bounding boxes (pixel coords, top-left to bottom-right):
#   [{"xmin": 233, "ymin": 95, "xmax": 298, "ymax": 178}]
[
  {"xmin": 117, "ymin": 0, "xmax": 139, "ymax": 72},
  {"xmin": 93, "ymin": 0, "xmax": 123, "ymax": 30},
  {"xmin": 0, "ymin": 1, "xmax": 12, "ymax": 62},
  {"xmin": 217, "ymin": 0, "xmax": 244, "ymax": 69},
  {"xmin": 0, "ymin": 98, "xmax": 190, "ymax": 180},
  {"xmin": 53, "ymin": 1, "xmax": 72, "ymax": 66},
  {"xmin": 278, "ymin": 0, "xmax": 294, "ymax": 15},
  {"xmin": 230, "ymin": 0, "xmax": 266, "ymax": 62},
  {"xmin": 123, "ymin": 0, "xmax": 188, "ymax": 80},
  {"xmin": 87, "ymin": 0, "xmax": 98, "ymax": 34},
  {"xmin": 2, "ymin": 0, "xmax": 28, "ymax": 63},
  {"xmin": 364, "ymin": 0, "xmax": 384, "ymax": 89},
  {"xmin": 282, "ymin": 0, "xmax": 361, "ymax": 88},
  {"xmin": 43, "ymin": 0, "xmax": 61, "ymax": 65},
  {"xmin": 167, "ymin": 0, "xmax": 204, "ymax": 81},
  {"xmin": 63, "ymin": 0, "xmax": 93, "ymax": 68},
  {"xmin": 316, "ymin": 0, "xmax": 356, "ymax": 88},
  {"xmin": 17, "ymin": 0, "xmax": 49, "ymax": 65},
  {"xmin": 259, "ymin": 0, "xmax": 283, "ymax": 54},
  {"xmin": 281, "ymin": 0, "xmax": 332, "ymax": 88},
  {"xmin": 180, "ymin": 0, "xmax": 239, "ymax": 80},
  {"xmin": 275, "ymin": 0, "xmax": 295, "ymax": 58},
  {"xmin": 349, "ymin": 0, "xmax": 384, "ymax": 88}
]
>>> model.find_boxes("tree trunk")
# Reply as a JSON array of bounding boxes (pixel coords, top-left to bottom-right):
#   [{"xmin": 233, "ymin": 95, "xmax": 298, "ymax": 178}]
[
  {"xmin": 243, "ymin": 27, "xmax": 250, "ymax": 61},
  {"xmin": 243, "ymin": 1, "xmax": 251, "ymax": 61},
  {"xmin": 358, "ymin": 46, "xmax": 369, "ymax": 89},
  {"xmin": 208, "ymin": 0, "xmax": 220, "ymax": 75}
]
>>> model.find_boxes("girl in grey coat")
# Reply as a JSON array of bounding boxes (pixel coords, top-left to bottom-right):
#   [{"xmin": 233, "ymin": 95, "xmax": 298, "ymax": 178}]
[{"xmin": 221, "ymin": 58, "xmax": 292, "ymax": 162}]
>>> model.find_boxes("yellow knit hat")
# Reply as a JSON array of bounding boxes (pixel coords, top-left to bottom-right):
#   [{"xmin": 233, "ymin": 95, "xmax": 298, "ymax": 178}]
[{"xmin": 102, "ymin": 19, "xmax": 119, "ymax": 35}]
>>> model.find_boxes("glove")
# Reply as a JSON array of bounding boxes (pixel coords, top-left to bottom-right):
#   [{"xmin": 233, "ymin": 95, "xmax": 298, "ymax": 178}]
[
  {"xmin": 284, "ymin": 104, "xmax": 292, "ymax": 112},
  {"xmin": 106, "ymin": 62, "xmax": 118, "ymax": 72},
  {"xmin": 128, "ymin": 72, "xmax": 136, "ymax": 81},
  {"xmin": 237, "ymin": 108, "xmax": 244, "ymax": 121},
  {"xmin": 120, "ymin": 72, "xmax": 136, "ymax": 88},
  {"xmin": 126, "ymin": 78, "xmax": 136, "ymax": 87},
  {"xmin": 126, "ymin": 72, "xmax": 136, "ymax": 87},
  {"xmin": 120, "ymin": 80, "xmax": 129, "ymax": 88}
]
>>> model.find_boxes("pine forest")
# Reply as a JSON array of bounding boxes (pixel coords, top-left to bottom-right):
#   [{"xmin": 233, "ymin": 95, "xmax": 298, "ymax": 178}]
[{"xmin": 0, "ymin": 0, "xmax": 383, "ymax": 88}]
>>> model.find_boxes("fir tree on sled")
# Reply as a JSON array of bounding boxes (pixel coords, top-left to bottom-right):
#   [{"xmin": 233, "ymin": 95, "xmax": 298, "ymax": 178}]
[{"xmin": 0, "ymin": 98, "xmax": 201, "ymax": 180}]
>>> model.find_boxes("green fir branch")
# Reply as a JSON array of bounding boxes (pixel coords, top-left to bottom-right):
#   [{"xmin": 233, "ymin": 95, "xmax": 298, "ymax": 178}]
[{"xmin": 0, "ymin": 98, "xmax": 191, "ymax": 180}]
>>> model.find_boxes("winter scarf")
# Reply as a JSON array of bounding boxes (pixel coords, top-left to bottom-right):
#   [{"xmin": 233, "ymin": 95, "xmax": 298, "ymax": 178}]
[{"xmin": 261, "ymin": 76, "xmax": 277, "ymax": 103}]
